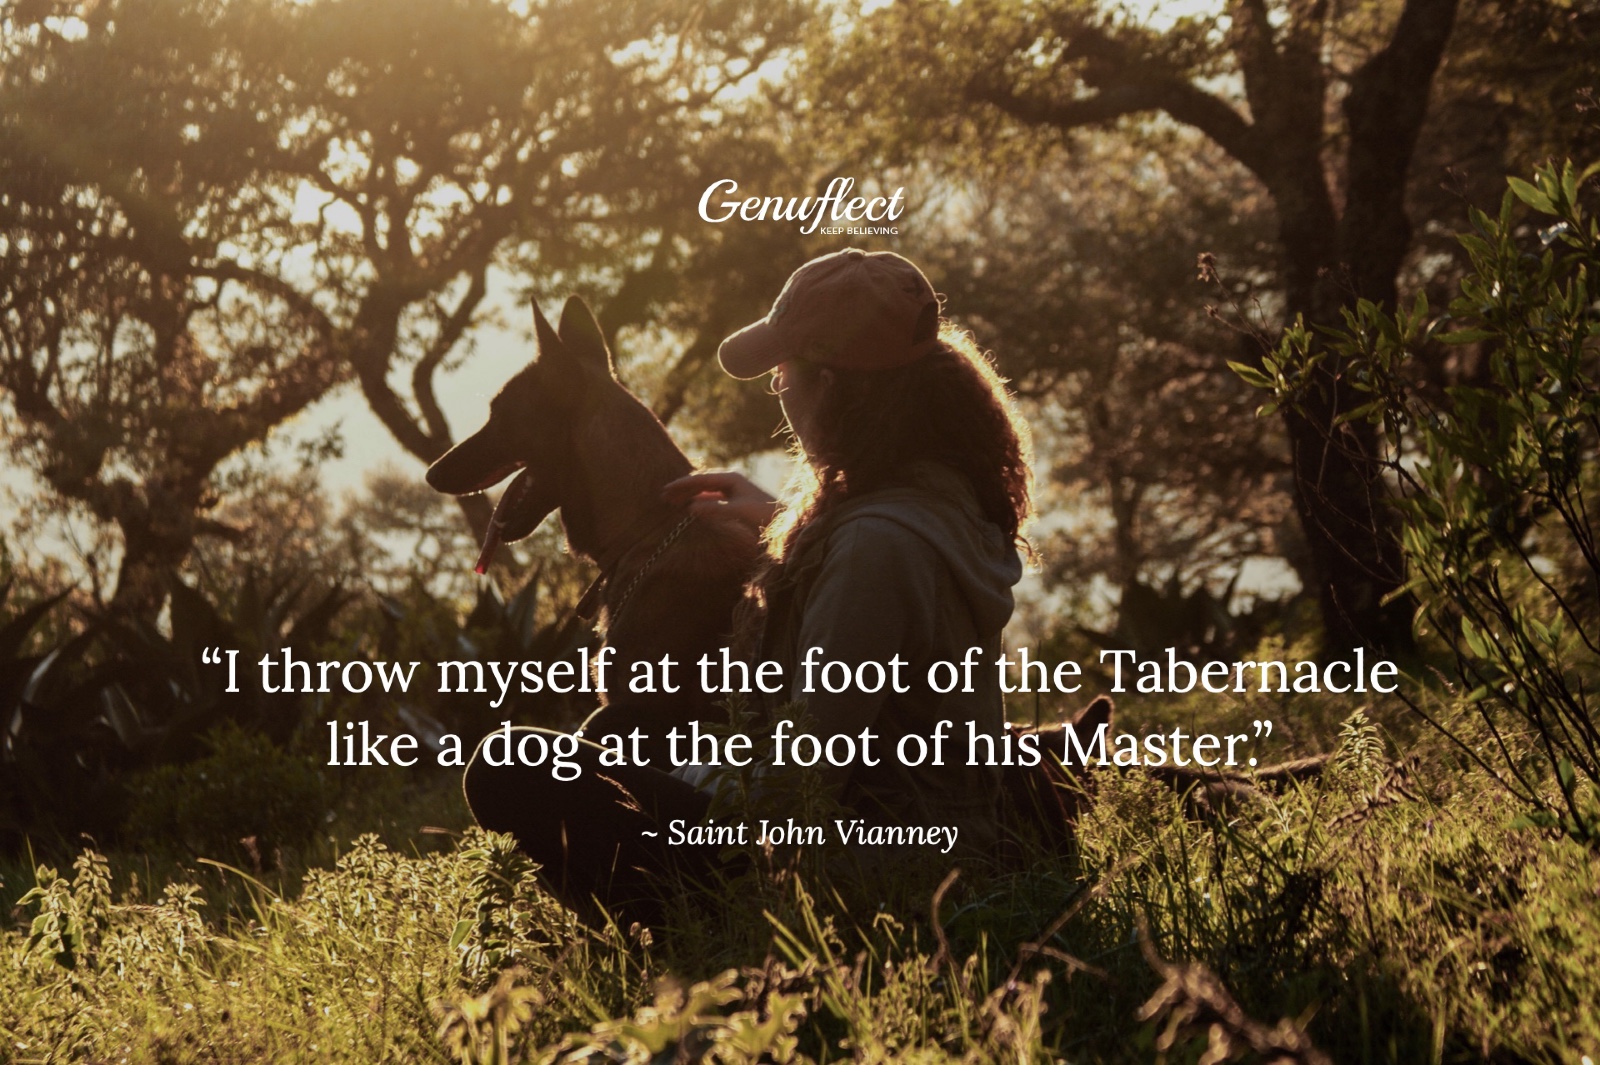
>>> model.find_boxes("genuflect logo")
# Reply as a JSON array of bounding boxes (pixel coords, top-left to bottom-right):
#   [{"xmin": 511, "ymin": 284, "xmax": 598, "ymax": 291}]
[{"xmin": 697, "ymin": 177, "xmax": 906, "ymax": 235}]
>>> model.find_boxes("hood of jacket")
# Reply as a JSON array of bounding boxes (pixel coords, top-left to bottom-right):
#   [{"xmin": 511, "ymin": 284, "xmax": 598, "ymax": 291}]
[{"xmin": 795, "ymin": 462, "xmax": 1023, "ymax": 634}]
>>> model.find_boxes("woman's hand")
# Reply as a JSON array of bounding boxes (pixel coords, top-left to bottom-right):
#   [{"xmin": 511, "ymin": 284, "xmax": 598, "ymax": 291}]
[{"xmin": 662, "ymin": 471, "xmax": 779, "ymax": 531}]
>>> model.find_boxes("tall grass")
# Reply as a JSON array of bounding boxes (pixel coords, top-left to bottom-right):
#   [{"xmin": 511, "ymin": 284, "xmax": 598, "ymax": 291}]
[{"xmin": 3, "ymin": 700, "xmax": 1596, "ymax": 1063}]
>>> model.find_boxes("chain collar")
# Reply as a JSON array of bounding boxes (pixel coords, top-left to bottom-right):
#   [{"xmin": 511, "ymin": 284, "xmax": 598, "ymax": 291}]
[
  {"xmin": 607, "ymin": 514, "xmax": 695, "ymax": 626},
  {"xmin": 574, "ymin": 513, "xmax": 695, "ymax": 629}
]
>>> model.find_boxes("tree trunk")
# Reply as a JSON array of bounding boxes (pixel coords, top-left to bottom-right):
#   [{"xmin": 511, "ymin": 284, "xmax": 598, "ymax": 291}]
[
  {"xmin": 1267, "ymin": 173, "xmax": 1414, "ymax": 655},
  {"xmin": 107, "ymin": 479, "xmax": 207, "ymax": 623},
  {"xmin": 1284, "ymin": 0, "xmax": 1460, "ymax": 656}
]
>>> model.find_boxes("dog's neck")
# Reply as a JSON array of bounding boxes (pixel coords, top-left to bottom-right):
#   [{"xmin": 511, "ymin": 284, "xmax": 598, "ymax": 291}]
[
  {"xmin": 563, "ymin": 406, "xmax": 695, "ymax": 575},
  {"xmin": 586, "ymin": 499, "xmax": 691, "ymax": 576}
]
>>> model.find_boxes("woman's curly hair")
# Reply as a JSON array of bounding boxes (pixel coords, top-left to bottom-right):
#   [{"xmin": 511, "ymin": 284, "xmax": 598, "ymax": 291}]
[{"xmin": 768, "ymin": 323, "xmax": 1034, "ymax": 558}]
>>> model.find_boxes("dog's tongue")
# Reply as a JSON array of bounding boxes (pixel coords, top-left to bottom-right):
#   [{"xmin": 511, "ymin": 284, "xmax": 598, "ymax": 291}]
[
  {"xmin": 474, "ymin": 522, "xmax": 503, "ymax": 575},
  {"xmin": 474, "ymin": 469, "xmax": 537, "ymax": 574}
]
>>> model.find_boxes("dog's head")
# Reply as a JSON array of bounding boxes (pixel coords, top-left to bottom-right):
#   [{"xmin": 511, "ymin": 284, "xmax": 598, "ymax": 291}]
[{"xmin": 426, "ymin": 296, "xmax": 623, "ymax": 572}]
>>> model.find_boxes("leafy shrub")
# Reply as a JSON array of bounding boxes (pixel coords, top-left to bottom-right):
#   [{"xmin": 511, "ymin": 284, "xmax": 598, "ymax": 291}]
[
  {"xmin": 373, "ymin": 571, "xmax": 594, "ymax": 738},
  {"xmin": 5, "ymin": 761, "xmax": 1600, "ymax": 1062},
  {"xmin": 1248, "ymin": 159, "xmax": 1600, "ymax": 843},
  {"xmin": 2, "ymin": 832, "xmax": 647, "ymax": 1062},
  {"xmin": 124, "ymin": 722, "xmax": 327, "ymax": 864},
  {"xmin": 0, "ymin": 569, "xmax": 353, "ymax": 848}
]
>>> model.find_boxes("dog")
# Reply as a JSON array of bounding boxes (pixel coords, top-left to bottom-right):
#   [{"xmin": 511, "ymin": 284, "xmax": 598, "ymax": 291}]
[{"xmin": 426, "ymin": 297, "xmax": 762, "ymax": 757}]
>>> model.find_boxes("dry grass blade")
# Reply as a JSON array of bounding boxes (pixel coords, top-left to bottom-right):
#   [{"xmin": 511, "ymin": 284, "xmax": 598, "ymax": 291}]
[
  {"xmin": 928, "ymin": 867, "xmax": 960, "ymax": 971},
  {"xmin": 1136, "ymin": 916, "xmax": 1332, "ymax": 1065}
]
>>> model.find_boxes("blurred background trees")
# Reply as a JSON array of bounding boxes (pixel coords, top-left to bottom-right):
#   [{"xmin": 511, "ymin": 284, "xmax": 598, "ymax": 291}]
[
  {"xmin": 0, "ymin": 0, "xmax": 805, "ymax": 618},
  {"xmin": 891, "ymin": 134, "xmax": 1296, "ymax": 655},
  {"xmin": 807, "ymin": 0, "xmax": 1600, "ymax": 654},
  {"xmin": 1, "ymin": 0, "xmax": 349, "ymax": 618}
]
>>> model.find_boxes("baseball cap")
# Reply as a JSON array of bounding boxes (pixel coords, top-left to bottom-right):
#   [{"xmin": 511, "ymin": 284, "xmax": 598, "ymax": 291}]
[{"xmin": 717, "ymin": 248, "xmax": 941, "ymax": 379}]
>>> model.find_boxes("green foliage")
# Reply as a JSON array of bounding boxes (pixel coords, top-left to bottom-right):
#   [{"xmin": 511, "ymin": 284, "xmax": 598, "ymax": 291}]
[
  {"xmin": 2, "ymin": 830, "xmax": 645, "ymax": 1061},
  {"xmin": 536, "ymin": 969, "xmax": 813, "ymax": 1065},
  {"xmin": 374, "ymin": 569, "xmax": 593, "ymax": 737},
  {"xmin": 452, "ymin": 832, "xmax": 561, "ymax": 984},
  {"xmin": 3, "ymin": 752, "xmax": 1600, "ymax": 1061},
  {"xmin": 10, "ymin": 849, "xmax": 209, "ymax": 1059},
  {"xmin": 0, "ymin": 569, "xmax": 350, "ymax": 846},
  {"xmin": 16, "ymin": 851, "xmax": 113, "ymax": 974},
  {"xmin": 124, "ymin": 723, "xmax": 327, "ymax": 866},
  {"xmin": 1253, "ymin": 159, "xmax": 1600, "ymax": 843},
  {"xmin": 1331, "ymin": 708, "xmax": 1386, "ymax": 786},
  {"xmin": 436, "ymin": 968, "xmax": 549, "ymax": 1065}
]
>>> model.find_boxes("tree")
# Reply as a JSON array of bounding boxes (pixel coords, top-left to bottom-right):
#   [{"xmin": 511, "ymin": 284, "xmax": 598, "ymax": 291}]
[
  {"xmin": 1402, "ymin": 0, "xmax": 1600, "ymax": 373},
  {"xmin": 814, "ymin": 0, "xmax": 1482, "ymax": 653},
  {"xmin": 271, "ymin": 0, "xmax": 803, "ymax": 508},
  {"xmin": 0, "ymin": 0, "xmax": 804, "ymax": 614},
  {"xmin": 0, "ymin": 0, "xmax": 346, "ymax": 616},
  {"xmin": 1259, "ymin": 161, "xmax": 1600, "ymax": 840}
]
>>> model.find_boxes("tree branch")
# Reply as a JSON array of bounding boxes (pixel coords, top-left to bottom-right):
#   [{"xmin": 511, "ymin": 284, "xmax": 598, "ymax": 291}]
[
  {"xmin": 345, "ymin": 284, "xmax": 440, "ymax": 461},
  {"xmin": 215, "ymin": 337, "xmax": 347, "ymax": 459},
  {"xmin": 969, "ymin": 73, "xmax": 1269, "ymax": 186},
  {"xmin": 1228, "ymin": 0, "xmax": 1281, "ymax": 128},
  {"xmin": 413, "ymin": 263, "xmax": 488, "ymax": 447},
  {"xmin": 967, "ymin": 15, "xmax": 1270, "ymax": 186}
]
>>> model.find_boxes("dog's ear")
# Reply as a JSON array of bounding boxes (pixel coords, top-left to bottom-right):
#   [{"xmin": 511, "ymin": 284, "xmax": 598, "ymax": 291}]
[
  {"xmin": 531, "ymin": 299, "xmax": 563, "ymax": 364},
  {"xmin": 556, "ymin": 296, "xmax": 616, "ymax": 378}
]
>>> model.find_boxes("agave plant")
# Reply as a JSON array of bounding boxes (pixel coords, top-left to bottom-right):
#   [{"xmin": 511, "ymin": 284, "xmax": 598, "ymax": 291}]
[
  {"xmin": 0, "ymin": 582, "xmax": 92, "ymax": 843},
  {"xmin": 376, "ymin": 566, "xmax": 594, "ymax": 742},
  {"xmin": 0, "ymin": 570, "xmax": 352, "ymax": 848}
]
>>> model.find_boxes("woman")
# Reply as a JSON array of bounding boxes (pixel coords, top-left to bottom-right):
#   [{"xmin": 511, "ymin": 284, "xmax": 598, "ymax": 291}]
[
  {"xmin": 667, "ymin": 248, "xmax": 1031, "ymax": 856},
  {"xmin": 464, "ymin": 249, "xmax": 1031, "ymax": 918}
]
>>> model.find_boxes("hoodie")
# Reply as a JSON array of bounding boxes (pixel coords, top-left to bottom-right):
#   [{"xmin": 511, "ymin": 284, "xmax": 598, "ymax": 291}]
[{"xmin": 755, "ymin": 462, "xmax": 1023, "ymax": 855}]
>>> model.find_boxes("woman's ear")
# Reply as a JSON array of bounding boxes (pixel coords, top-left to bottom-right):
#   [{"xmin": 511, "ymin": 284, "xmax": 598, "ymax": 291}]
[{"xmin": 818, "ymin": 367, "xmax": 837, "ymax": 389}]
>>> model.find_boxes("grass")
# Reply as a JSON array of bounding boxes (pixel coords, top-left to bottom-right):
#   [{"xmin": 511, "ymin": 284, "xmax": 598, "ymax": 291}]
[{"xmin": 3, "ymin": 696, "xmax": 1599, "ymax": 1063}]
